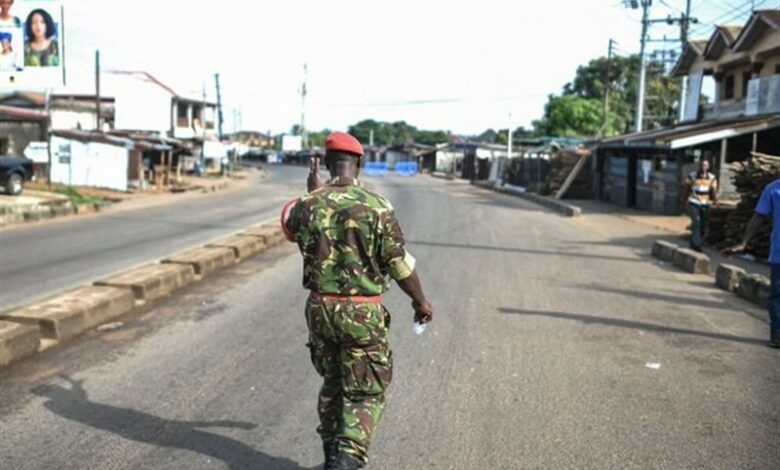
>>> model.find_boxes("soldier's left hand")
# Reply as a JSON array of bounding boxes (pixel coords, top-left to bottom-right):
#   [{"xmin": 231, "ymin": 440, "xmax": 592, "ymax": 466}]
[{"xmin": 413, "ymin": 299, "xmax": 434, "ymax": 324}]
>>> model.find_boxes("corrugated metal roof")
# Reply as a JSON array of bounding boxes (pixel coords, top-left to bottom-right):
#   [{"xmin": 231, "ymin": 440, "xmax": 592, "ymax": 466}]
[
  {"xmin": 0, "ymin": 104, "xmax": 49, "ymax": 121},
  {"xmin": 732, "ymin": 9, "xmax": 780, "ymax": 52},
  {"xmin": 598, "ymin": 115, "xmax": 780, "ymax": 149}
]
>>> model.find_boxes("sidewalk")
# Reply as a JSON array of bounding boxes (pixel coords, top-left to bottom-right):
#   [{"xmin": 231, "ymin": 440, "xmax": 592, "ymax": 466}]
[{"xmin": 571, "ymin": 198, "xmax": 770, "ymax": 278}]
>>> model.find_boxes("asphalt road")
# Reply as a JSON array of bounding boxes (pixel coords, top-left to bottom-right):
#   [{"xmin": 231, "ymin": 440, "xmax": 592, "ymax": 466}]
[
  {"xmin": 1, "ymin": 174, "xmax": 778, "ymax": 469},
  {"xmin": 0, "ymin": 165, "xmax": 307, "ymax": 311}
]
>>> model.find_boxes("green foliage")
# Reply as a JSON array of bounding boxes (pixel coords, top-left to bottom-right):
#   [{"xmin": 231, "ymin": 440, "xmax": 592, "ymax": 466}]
[
  {"xmin": 53, "ymin": 186, "xmax": 104, "ymax": 206},
  {"xmin": 534, "ymin": 54, "xmax": 681, "ymax": 137},
  {"xmin": 347, "ymin": 119, "xmax": 450, "ymax": 146},
  {"xmin": 533, "ymin": 95, "xmax": 605, "ymax": 137}
]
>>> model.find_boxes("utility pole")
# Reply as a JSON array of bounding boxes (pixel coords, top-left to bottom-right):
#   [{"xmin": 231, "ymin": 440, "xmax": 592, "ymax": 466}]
[
  {"xmin": 214, "ymin": 73, "xmax": 224, "ymax": 140},
  {"xmin": 678, "ymin": 0, "xmax": 693, "ymax": 121},
  {"xmin": 635, "ymin": 0, "xmax": 650, "ymax": 133},
  {"xmin": 300, "ymin": 63, "xmax": 308, "ymax": 149},
  {"xmin": 600, "ymin": 39, "xmax": 616, "ymax": 138},
  {"xmin": 507, "ymin": 112, "xmax": 513, "ymax": 160},
  {"xmin": 94, "ymin": 50, "xmax": 101, "ymax": 131}
]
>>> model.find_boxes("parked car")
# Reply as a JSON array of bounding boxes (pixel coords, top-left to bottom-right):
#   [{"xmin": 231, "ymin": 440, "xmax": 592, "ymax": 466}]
[{"xmin": 0, "ymin": 155, "xmax": 36, "ymax": 196}]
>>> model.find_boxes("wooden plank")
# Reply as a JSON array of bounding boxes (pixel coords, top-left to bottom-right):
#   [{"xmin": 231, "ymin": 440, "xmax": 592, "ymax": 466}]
[{"xmin": 554, "ymin": 154, "xmax": 590, "ymax": 200}]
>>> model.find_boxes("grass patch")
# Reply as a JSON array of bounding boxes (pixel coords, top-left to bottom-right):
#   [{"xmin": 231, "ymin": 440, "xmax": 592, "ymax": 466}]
[{"xmin": 53, "ymin": 187, "xmax": 105, "ymax": 206}]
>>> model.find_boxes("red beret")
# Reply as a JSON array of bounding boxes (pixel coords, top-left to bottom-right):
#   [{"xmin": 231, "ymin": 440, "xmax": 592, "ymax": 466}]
[{"xmin": 325, "ymin": 131, "xmax": 364, "ymax": 157}]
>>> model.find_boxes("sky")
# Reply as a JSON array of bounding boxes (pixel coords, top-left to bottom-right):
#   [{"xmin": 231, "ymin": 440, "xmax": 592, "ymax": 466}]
[{"xmin": 46, "ymin": 0, "xmax": 778, "ymax": 135}]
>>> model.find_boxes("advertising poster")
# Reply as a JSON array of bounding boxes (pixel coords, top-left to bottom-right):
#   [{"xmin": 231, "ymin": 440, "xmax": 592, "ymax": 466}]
[{"xmin": 0, "ymin": 0, "xmax": 64, "ymax": 89}]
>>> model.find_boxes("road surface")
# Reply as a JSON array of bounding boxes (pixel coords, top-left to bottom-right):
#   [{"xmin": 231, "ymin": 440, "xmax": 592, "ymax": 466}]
[
  {"xmin": 1, "ymin": 174, "xmax": 777, "ymax": 469},
  {"xmin": 0, "ymin": 165, "xmax": 306, "ymax": 311}
]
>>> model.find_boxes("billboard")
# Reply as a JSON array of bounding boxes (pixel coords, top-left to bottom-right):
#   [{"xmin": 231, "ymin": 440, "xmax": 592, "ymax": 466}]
[{"xmin": 0, "ymin": 0, "xmax": 64, "ymax": 89}]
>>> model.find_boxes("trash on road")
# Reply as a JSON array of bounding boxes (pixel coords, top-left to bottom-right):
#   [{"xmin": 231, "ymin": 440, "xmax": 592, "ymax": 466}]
[
  {"xmin": 413, "ymin": 322, "xmax": 427, "ymax": 335},
  {"xmin": 644, "ymin": 362, "xmax": 661, "ymax": 370},
  {"xmin": 96, "ymin": 322, "xmax": 123, "ymax": 332}
]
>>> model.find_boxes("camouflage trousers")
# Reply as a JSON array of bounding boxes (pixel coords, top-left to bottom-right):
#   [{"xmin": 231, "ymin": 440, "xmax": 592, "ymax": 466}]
[{"xmin": 305, "ymin": 296, "xmax": 393, "ymax": 466}]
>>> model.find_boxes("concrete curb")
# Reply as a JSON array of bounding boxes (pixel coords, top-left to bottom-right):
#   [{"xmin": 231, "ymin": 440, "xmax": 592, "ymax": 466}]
[
  {"xmin": 497, "ymin": 186, "xmax": 581, "ymax": 217},
  {"xmin": 206, "ymin": 235, "xmax": 266, "ymax": 260},
  {"xmin": 736, "ymin": 274, "xmax": 771, "ymax": 309},
  {"xmin": 431, "ymin": 172, "xmax": 455, "ymax": 181},
  {"xmin": 95, "ymin": 263, "xmax": 196, "ymax": 304},
  {"xmin": 469, "ymin": 180, "xmax": 582, "ymax": 217},
  {"xmin": 673, "ymin": 248, "xmax": 710, "ymax": 274},
  {"xmin": 650, "ymin": 239, "xmax": 769, "ymax": 317},
  {"xmin": 239, "ymin": 224, "xmax": 285, "ymax": 245},
  {"xmin": 0, "ymin": 286, "xmax": 135, "ymax": 344},
  {"xmin": 0, "ymin": 201, "xmax": 108, "ymax": 228},
  {"xmin": 0, "ymin": 320, "xmax": 41, "ymax": 367},
  {"xmin": 651, "ymin": 240, "xmax": 678, "ymax": 262},
  {"xmin": 163, "ymin": 247, "xmax": 237, "ymax": 278},
  {"xmin": 0, "ymin": 222, "xmax": 285, "ymax": 369},
  {"xmin": 715, "ymin": 264, "xmax": 746, "ymax": 292}
]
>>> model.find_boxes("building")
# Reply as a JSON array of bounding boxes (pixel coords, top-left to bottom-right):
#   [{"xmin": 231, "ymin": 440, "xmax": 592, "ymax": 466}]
[
  {"xmin": 49, "ymin": 130, "xmax": 173, "ymax": 192},
  {"xmin": 594, "ymin": 10, "xmax": 780, "ymax": 214},
  {"xmin": 103, "ymin": 71, "xmax": 219, "ymax": 169},
  {"xmin": 0, "ymin": 91, "xmax": 114, "ymax": 157},
  {"xmin": 229, "ymin": 130, "xmax": 274, "ymax": 149}
]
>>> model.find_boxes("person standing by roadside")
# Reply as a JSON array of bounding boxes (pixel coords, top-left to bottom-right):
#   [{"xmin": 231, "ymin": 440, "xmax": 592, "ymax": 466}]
[
  {"xmin": 283, "ymin": 131, "xmax": 434, "ymax": 469},
  {"xmin": 684, "ymin": 160, "xmax": 718, "ymax": 252},
  {"xmin": 727, "ymin": 178, "xmax": 780, "ymax": 348}
]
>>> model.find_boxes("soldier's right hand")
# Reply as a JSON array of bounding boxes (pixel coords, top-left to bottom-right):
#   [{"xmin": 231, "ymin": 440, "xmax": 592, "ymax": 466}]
[
  {"xmin": 412, "ymin": 299, "xmax": 434, "ymax": 324},
  {"xmin": 307, "ymin": 154, "xmax": 323, "ymax": 192}
]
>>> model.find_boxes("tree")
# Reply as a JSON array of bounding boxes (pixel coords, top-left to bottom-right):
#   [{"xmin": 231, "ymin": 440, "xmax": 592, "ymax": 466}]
[
  {"xmin": 534, "ymin": 54, "xmax": 681, "ymax": 137},
  {"xmin": 347, "ymin": 119, "xmax": 449, "ymax": 146},
  {"xmin": 533, "ymin": 95, "xmax": 605, "ymax": 137}
]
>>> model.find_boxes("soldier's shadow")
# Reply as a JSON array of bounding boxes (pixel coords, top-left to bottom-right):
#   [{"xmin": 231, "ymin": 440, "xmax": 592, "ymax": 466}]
[{"xmin": 31, "ymin": 376, "xmax": 317, "ymax": 470}]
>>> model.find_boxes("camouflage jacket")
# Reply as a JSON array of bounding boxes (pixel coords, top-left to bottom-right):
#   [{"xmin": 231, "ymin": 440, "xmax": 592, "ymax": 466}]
[{"xmin": 285, "ymin": 176, "xmax": 415, "ymax": 295}]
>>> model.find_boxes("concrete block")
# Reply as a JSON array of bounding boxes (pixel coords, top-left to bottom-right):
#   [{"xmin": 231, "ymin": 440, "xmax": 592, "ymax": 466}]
[
  {"xmin": 162, "ymin": 246, "xmax": 236, "ymax": 277},
  {"xmin": 0, "ymin": 286, "xmax": 135, "ymax": 342},
  {"xmin": 95, "ymin": 263, "xmax": 196, "ymax": 303},
  {"xmin": 715, "ymin": 264, "xmax": 746, "ymax": 292},
  {"xmin": 0, "ymin": 320, "xmax": 41, "ymax": 368},
  {"xmin": 651, "ymin": 240, "xmax": 679, "ymax": 262},
  {"xmin": 75, "ymin": 204, "xmax": 96, "ymax": 215},
  {"xmin": 737, "ymin": 274, "xmax": 771, "ymax": 308},
  {"xmin": 206, "ymin": 235, "xmax": 265, "ymax": 260},
  {"xmin": 239, "ymin": 224, "xmax": 284, "ymax": 246},
  {"xmin": 672, "ymin": 248, "xmax": 710, "ymax": 274}
]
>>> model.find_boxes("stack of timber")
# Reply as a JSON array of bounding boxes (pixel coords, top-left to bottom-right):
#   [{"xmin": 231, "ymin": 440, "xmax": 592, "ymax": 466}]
[
  {"xmin": 720, "ymin": 152, "xmax": 780, "ymax": 259},
  {"xmin": 545, "ymin": 150, "xmax": 591, "ymax": 199},
  {"xmin": 706, "ymin": 201, "xmax": 737, "ymax": 246}
]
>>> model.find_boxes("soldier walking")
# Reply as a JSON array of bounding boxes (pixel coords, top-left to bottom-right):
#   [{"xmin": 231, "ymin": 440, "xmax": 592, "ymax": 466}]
[{"xmin": 282, "ymin": 132, "xmax": 434, "ymax": 469}]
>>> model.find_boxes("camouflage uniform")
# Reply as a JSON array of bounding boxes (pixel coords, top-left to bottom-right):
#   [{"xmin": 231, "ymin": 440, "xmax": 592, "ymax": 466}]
[{"xmin": 285, "ymin": 176, "xmax": 415, "ymax": 466}]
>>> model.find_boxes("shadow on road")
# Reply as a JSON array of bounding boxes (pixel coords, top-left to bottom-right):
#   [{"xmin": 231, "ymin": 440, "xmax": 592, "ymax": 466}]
[
  {"xmin": 571, "ymin": 284, "xmax": 743, "ymax": 312},
  {"xmin": 498, "ymin": 308, "xmax": 768, "ymax": 346},
  {"xmin": 408, "ymin": 239, "xmax": 641, "ymax": 262},
  {"xmin": 31, "ymin": 376, "xmax": 316, "ymax": 470}
]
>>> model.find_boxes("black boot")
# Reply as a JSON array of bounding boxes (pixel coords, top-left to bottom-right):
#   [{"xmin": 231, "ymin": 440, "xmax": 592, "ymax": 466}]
[
  {"xmin": 326, "ymin": 451, "xmax": 363, "ymax": 470},
  {"xmin": 770, "ymin": 331, "xmax": 780, "ymax": 349},
  {"xmin": 323, "ymin": 442, "xmax": 338, "ymax": 468}
]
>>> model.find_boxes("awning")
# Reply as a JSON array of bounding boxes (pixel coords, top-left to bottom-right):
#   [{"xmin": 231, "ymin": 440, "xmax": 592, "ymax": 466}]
[
  {"xmin": 669, "ymin": 118, "xmax": 779, "ymax": 148},
  {"xmin": 599, "ymin": 114, "xmax": 780, "ymax": 149}
]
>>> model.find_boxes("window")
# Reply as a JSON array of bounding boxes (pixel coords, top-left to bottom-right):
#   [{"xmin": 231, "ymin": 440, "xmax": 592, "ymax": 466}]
[
  {"xmin": 724, "ymin": 75, "xmax": 735, "ymax": 100},
  {"xmin": 775, "ymin": 64, "xmax": 780, "ymax": 75},
  {"xmin": 742, "ymin": 72, "xmax": 752, "ymax": 98},
  {"xmin": 176, "ymin": 102, "xmax": 189, "ymax": 128}
]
